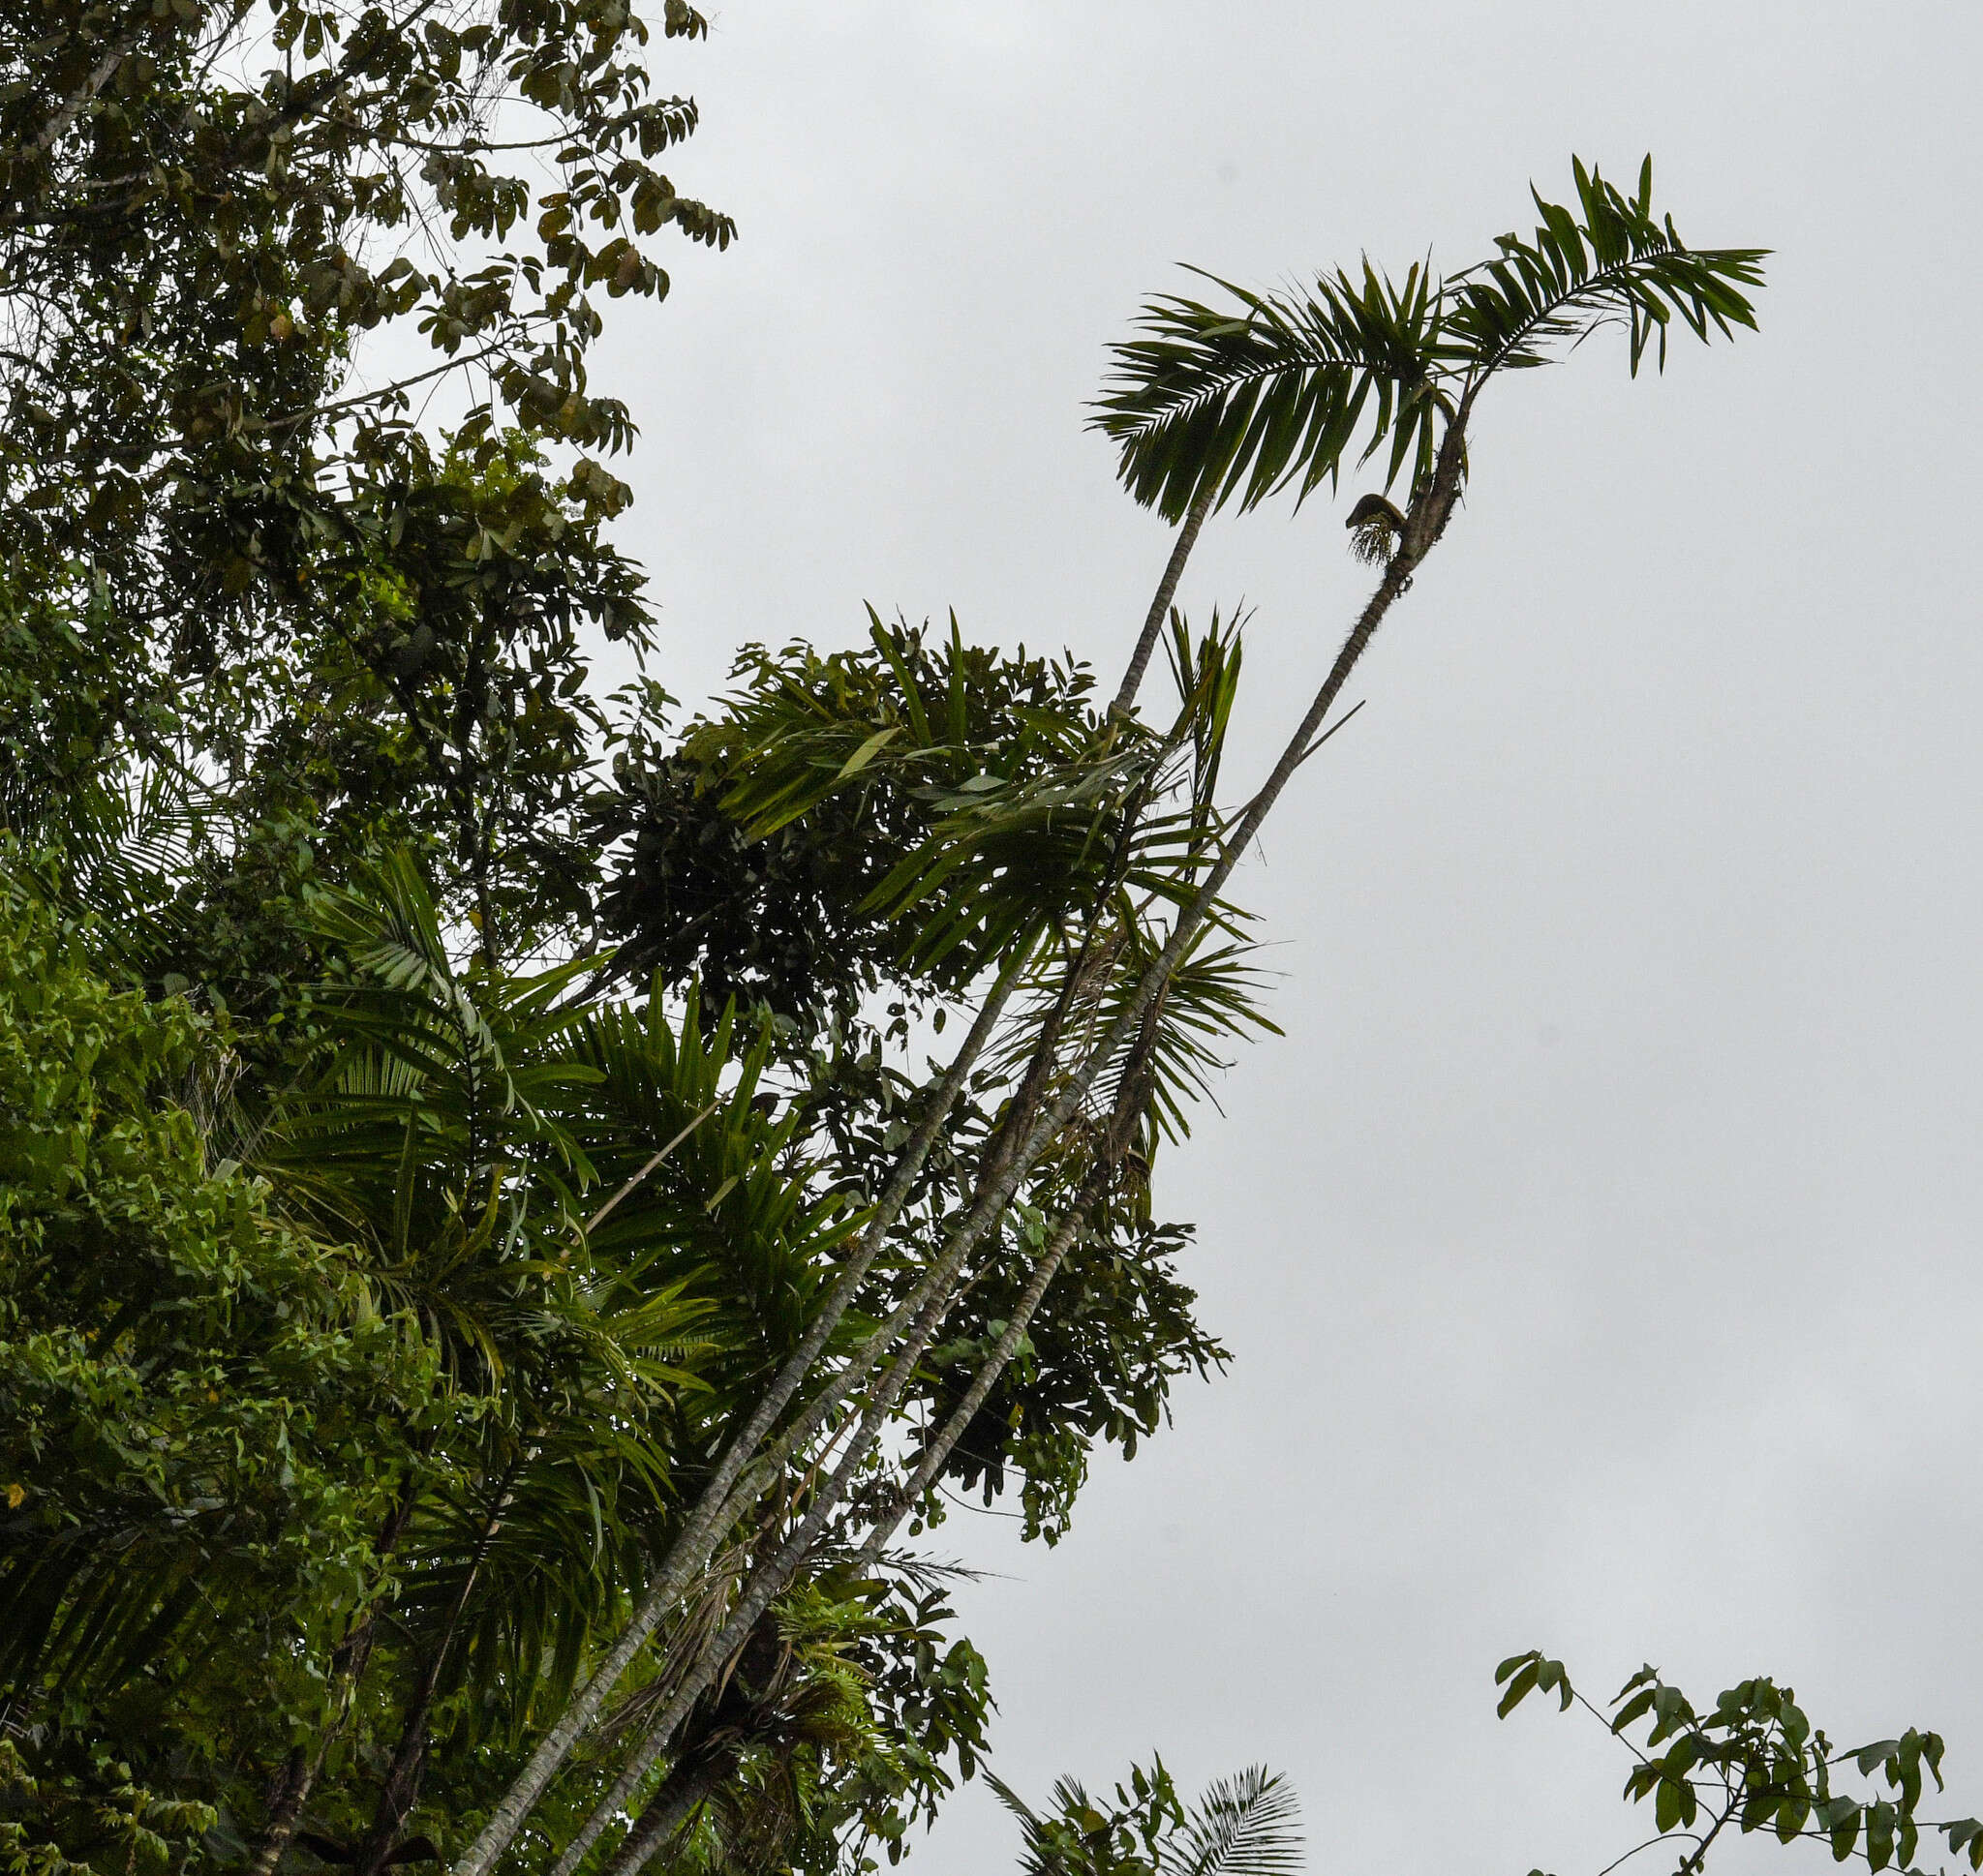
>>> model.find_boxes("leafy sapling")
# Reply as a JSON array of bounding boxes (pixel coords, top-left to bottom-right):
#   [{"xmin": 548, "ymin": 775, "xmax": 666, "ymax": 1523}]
[{"xmin": 1497, "ymin": 1650, "xmax": 1983, "ymax": 1876}]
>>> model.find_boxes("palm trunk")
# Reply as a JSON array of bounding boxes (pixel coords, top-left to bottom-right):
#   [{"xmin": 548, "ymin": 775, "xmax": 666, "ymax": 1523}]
[
  {"xmin": 859, "ymin": 1193, "xmax": 1088, "ymax": 1569},
  {"xmin": 455, "ymin": 478, "xmax": 1207, "ymax": 1876},
  {"xmin": 857, "ymin": 999, "xmax": 1165, "ymax": 1568},
  {"xmin": 719, "ymin": 923, "xmax": 1118, "ymax": 1518},
  {"xmin": 244, "ymin": 1613, "xmax": 380, "ymax": 1876},
  {"xmin": 1110, "ymin": 481, "xmax": 1218, "ymax": 719},
  {"xmin": 550, "ymin": 999, "xmax": 1173, "ymax": 1876},
  {"xmin": 760, "ymin": 431, "xmax": 1468, "ymax": 1615},
  {"xmin": 466, "ymin": 424, "xmax": 1468, "ymax": 1876},
  {"xmin": 450, "ymin": 954, "xmax": 1023, "ymax": 1876},
  {"xmin": 598, "ymin": 1745, "xmax": 738, "ymax": 1876},
  {"xmin": 547, "ymin": 1235, "xmax": 970, "ymax": 1876}
]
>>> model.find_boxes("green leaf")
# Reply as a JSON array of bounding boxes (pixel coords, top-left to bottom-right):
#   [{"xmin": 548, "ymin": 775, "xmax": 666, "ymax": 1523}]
[
  {"xmin": 1867, "ymin": 1800, "xmax": 1897, "ymax": 1872},
  {"xmin": 1498, "ymin": 1661, "xmax": 1540, "ymax": 1717},
  {"xmin": 835, "ymin": 725, "xmax": 900, "ymax": 781}
]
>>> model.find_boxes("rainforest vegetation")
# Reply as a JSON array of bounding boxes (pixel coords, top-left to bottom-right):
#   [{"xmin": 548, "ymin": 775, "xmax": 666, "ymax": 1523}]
[{"xmin": 4, "ymin": 3, "xmax": 1977, "ymax": 1874}]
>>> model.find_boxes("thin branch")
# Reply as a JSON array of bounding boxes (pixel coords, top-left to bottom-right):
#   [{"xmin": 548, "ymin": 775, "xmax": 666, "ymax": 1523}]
[{"xmin": 584, "ymin": 1105, "xmax": 716, "ymax": 1235}]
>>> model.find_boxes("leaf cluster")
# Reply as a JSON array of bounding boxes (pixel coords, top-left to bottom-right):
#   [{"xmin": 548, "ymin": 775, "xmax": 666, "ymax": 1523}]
[
  {"xmin": 593, "ymin": 614, "xmax": 1121, "ymax": 1028},
  {"xmin": 991, "ymin": 1761, "xmax": 1301, "ymax": 1876},
  {"xmin": 1496, "ymin": 1651, "xmax": 1983, "ymax": 1876},
  {"xmin": 1093, "ymin": 157, "xmax": 1764, "ymax": 526}
]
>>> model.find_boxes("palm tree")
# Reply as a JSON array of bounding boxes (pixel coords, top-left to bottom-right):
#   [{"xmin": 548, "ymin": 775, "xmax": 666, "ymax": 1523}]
[
  {"xmin": 454, "ymin": 155, "xmax": 1764, "ymax": 1876},
  {"xmin": 992, "ymin": 1761, "xmax": 1304, "ymax": 1876}
]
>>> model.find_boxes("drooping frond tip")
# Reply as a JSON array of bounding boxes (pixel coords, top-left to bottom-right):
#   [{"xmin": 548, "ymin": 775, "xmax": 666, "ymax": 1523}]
[
  {"xmin": 1090, "ymin": 154, "xmax": 1765, "ymax": 528},
  {"xmin": 1446, "ymin": 154, "xmax": 1768, "ymax": 379}
]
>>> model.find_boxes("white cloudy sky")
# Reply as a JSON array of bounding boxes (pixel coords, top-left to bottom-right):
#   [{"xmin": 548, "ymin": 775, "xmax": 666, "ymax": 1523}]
[{"xmin": 584, "ymin": 5, "xmax": 1983, "ymax": 1871}]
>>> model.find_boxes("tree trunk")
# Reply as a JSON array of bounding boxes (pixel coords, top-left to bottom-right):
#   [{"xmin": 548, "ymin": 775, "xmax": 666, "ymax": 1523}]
[
  {"xmin": 859, "ymin": 998, "xmax": 1165, "ymax": 1567},
  {"xmin": 450, "ymin": 958, "xmax": 1022, "ymax": 1876},
  {"xmin": 1110, "ymin": 481, "xmax": 1218, "ymax": 719},
  {"xmin": 465, "ymin": 419, "xmax": 1472, "ymax": 1876},
  {"xmin": 599, "ymin": 1743, "xmax": 739, "ymax": 1876}
]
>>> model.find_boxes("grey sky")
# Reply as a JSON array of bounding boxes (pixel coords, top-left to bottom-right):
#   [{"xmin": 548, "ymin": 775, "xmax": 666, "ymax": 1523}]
[{"xmin": 589, "ymin": 5, "xmax": 1983, "ymax": 1870}]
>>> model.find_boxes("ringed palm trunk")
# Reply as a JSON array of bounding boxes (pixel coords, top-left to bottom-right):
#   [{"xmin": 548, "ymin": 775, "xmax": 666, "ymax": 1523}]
[
  {"xmin": 547, "ymin": 439, "xmax": 1468, "ymax": 1873},
  {"xmin": 457, "ymin": 444, "xmax": 1417, "ymax": 1876},
  {"xmin": 449, "ymin": 956, "xmax": 1022, "ymax": 1876}
]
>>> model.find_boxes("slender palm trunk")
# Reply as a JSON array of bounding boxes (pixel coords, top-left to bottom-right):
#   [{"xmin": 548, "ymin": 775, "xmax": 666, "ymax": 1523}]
[
  {"xmin": 547, "ymin": 1244, "xmax": 972, "ymax": 1876},
  {"xmin": 456, "ymin": 461, "xmax": 1206, "ymax": 1876},
  {"xmin": 1110, "ymin": 482, "xmax": 1218, "ymax": 719},
  {"xmin": 603, "ymin": 1750, "xmax": 734, "ymax": 1876},
  {"xmin": 856, "ymin": 1001, "xmax": 1165, "ymax": 1569},
  {"xmin": 450, "ymin": 956, "xmax": 1022, "ymax": 1876},
  {"xmin": 244, "ymin": 1615, "xmax": 380, "ymax": 1876},
  {"xmin": 773, "ymin": 438, "xmax": 1466, "ymax": 1590},
  {"xmin": 249, "ymin": 1748, "xmax": 313, "ymax": 1876},
  {"xmin": 858, "ymin": 1194, "xmax": 1088, "ymax": 1570},
  {"xmin": 463, "ymin": 439, "xmax": 1463, "ymax": 1876},
  {"xmin": 552, "ymin": 1002, "xmax": 1178, "ymax": 1876}
]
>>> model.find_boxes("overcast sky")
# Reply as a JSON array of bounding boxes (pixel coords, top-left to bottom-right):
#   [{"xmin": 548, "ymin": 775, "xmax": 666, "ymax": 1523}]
[{"xmin": 586, "ymin": 5, "xmax": 1983, "ymax": 1871}]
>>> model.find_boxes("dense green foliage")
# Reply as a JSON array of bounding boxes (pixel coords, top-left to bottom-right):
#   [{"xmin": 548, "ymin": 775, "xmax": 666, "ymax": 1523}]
[
  {"xmin": 0, "ymin": 0, "xmax": 1804, "ymax": 1865},
  {"xmin": 1495, "ymin": 1653, "xmax": 1983, "ymax": 1876},
  {"xmin": 0, "ymin": 876, "xmax": 440, "ymax": 1871},
  {"xmin": 0, "ymin": 7, "xmax": 1243, "ymax": 1830}
]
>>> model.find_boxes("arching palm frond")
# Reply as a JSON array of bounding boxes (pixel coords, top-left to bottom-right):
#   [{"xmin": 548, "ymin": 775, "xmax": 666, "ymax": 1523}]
[
  {"xmin": 1093, "ymin": 257, "xmax": 1445, "ymax": 523},
  {"xmin": 985, "ymin": 1762, "xmax": 1300, "ymax": 1876},
  {"xmin": 984, "ymin": 1770, "xmax": 1125, "ymax": 1876},
  {"xmin": 1448, "ymin": 155, "xmax": 1765, "ymax": 378},
  {"xmin": 1165, "ymin": 1768, "xmax": 1303, "ymax": 1876},
  {"xmin": 1120, "ymin": 930, "xmax": 1282, "ymax": 1148},
  {"xmin": 303, "ymin": 848, "xmax": 596, "ymax": 1137},
  {"xmin": 1092, "ymin": 155, "xmax": 1765, "ymax": 530},
  {"xmin": 565, "ymin": 989, "xmax": 866, "ymax": 1379}
]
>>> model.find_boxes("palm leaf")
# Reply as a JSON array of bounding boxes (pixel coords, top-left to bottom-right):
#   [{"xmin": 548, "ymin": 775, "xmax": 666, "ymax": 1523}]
[
  {"xmin": 1092, "ymin": 258, "xmax": 1445, "ymax": 522},
  {"xmin": 1092, "ymin": 156, "xmax": 1765, "ymax": 529},
  {"xmin": 1446, "ymin": 155, "xmax": 1765, "ymax": 378},
  {"xmin": 1166, "ymin": 1767, "xmax": 1303, "ymax": 1876}
]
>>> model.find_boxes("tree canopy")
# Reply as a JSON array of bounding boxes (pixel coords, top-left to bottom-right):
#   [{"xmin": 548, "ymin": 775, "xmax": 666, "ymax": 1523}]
[{"xmin": 0, "ymin": 6, "xmax": 1860, "ymax": 1875}]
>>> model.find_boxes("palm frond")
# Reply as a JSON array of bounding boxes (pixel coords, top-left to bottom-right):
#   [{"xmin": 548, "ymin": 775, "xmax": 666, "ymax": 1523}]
[
  {"xmin": 1091, "ymin": 258, "xmax": 1445, "ymax": 522},
  {"xmin": 1447, "ymin": 155, "xmax": 1765, "ymax": 378},
  {"xmin": 1166, "ymin": 1768, "xmax": 1304, "ymax": 1876},
  {"xmin": 1092, "ymin": 156, "xmax": 1765, "ymax": 530}
]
